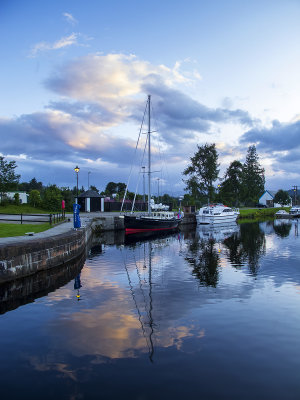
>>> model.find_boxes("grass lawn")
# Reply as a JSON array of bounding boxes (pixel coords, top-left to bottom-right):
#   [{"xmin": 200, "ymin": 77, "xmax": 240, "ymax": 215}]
[
  {"xmin": 0, "ymin": 223, "xmax": 52, "ymax": 238},
  {"xmin": 0, "ymin": 204, "xmax": 59, "ymax": 214},
  {"xmin": 239, "ymin": 207, "xmax": 290, "ymax": 220}
]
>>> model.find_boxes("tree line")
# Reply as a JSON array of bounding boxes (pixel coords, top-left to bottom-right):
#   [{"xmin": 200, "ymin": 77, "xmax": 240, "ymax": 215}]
[
  {"xmin": 0, "ymin": 156, "xmax": 180, "ymax": 211},
  {"xmin": 183, "ymin": 144, "xmax": 266, "ymax": 207}
]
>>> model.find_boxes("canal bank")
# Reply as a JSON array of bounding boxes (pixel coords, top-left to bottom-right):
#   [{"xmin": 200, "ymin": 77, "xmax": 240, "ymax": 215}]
[{"xmin": 0, "ymin": 212, "xmax": 196, "ymax": 282}]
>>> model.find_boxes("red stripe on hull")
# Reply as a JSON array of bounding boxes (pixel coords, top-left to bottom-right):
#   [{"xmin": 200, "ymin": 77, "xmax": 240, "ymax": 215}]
[{"xmin": 125, "ymin": 227, "xmax": 176, "ymax": 235}]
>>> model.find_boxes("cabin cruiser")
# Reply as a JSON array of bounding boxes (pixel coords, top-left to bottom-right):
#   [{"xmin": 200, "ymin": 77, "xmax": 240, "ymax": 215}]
[
  {"xmin": 289, "ymin": 205, "xmax": 300, "ymax": 217},
  {"xmin": 196, "ymin": 204, "xmax": 239, "ymax": 225},
  {"xmin": 275, "ymin": 209, "xmax": 289, "ymax": 218}
]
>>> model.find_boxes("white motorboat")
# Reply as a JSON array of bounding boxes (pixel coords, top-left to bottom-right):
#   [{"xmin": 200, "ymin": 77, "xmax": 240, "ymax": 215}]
[
  {"xmin": 196, "ymin": 204, "xmax": 239, "ymax": 225},
  {"xmin": 275, "ymin": 209, "xmax": 289, "ymax": 218},
  {"xmin": 196, "ymin": 222, "xmax": 239, "ymax": 242},
  {"xmin": 289, "ymin": 205, "xmax": 300, "ymax": 217}
]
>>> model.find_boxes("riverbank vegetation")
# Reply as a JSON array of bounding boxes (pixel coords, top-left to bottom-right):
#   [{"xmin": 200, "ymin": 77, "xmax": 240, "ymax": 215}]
[{"xmin": 239, "ymin": 207, "xmax": 290, "ymax": 220}]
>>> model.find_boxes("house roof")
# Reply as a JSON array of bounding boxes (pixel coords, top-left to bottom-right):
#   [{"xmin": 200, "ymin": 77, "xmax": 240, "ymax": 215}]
[
  {"xmin": 259, "ymin": 189, "xmax": 292, "ymax": 200},
  {"xmin": 78, "ymin": 190, "xmax": 102, "ymax": 198}
]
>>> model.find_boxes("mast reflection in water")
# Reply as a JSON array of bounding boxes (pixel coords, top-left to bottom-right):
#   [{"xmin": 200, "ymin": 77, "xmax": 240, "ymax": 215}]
[{"xmin": 1, "ymin": 221, "xmax": 300, "ymax": 400}]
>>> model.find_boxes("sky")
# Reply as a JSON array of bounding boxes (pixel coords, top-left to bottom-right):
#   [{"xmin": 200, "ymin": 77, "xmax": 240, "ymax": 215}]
[{"xmin": 0, "ymin": 0, "xmax": 300, "ymax": 196}]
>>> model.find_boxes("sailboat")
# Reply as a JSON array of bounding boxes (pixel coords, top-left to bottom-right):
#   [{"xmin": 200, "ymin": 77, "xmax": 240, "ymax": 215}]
[{"xmin": 121, "ymin": 95, "xmax": 181, "ymax": 235}]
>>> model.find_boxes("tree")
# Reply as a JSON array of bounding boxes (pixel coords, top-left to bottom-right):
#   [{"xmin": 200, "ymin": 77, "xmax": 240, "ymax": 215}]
[
  {"xmin": 0, "ymin": 156, "xmax": 20, "ymax": 200},
  {"xmin": 273, "ymin": 190, "xmax": 291, "ymax": 206},
  {"xmin": 29, "ymin": 190, "xmax": 42, "ymax": 208},
  {"xmin": 105, "ymin": 182, "xmax": 127, "ymax": 195},
  {"xmin": 242, "ymin": 145, "xmax": 265, "ymax": 205},
  {"xmin": 19, "ymin": 177, "xmax": 43, "ymax": 192},
  {"xmin": 14, "ymin": 192, "xmax": 20, "ymax": 205},
  {"xmin": 42, "ymin": 185, "xmax": 63, "ymax": 211},
  {"xmin": 219, "ymin": 160, "xmax": 243, "ymax": 206},
  {"xmin": 90, "ymin": 185, "xmax": 99, "ymax": 193},
  {"xmin": 183, "ymin": 143, "xmax": 219, "ymax": 204}
]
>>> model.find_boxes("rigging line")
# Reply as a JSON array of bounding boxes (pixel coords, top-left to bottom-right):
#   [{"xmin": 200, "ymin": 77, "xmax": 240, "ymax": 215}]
[
  {"xmin": 131, "ymin": 133, "xmax": 148, "ymax": 213},
  {"xmin": 147, "ymin": 242, "xmax": 155, "ymax": 363},
  {"xmin": 121, "ymin": 101, "xmax": 148, "ymax": 212},
  {"xmin": 133, "ymin": 249, "xmax": 149, "ymax": 312},
  {"xmin": 150, "ymin": 99, "xmax": 172, "ymax": 196},
  {"xmin": 120, "ymin": 248, "xmax": 152, "ymax": 354}
]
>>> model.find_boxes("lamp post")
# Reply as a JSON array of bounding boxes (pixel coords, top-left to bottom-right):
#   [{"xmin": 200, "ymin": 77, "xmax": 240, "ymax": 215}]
[
  {"xmin": 74, "ymin": 166, "xmax": 80, "ymax": 203},
  {"xmin": 88, "ymin": 171, "xmax": 91, "ymax": 190}
]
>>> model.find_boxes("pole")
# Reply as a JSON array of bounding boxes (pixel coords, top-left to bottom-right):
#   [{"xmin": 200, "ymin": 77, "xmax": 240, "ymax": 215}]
[
  {"xmin": 76, "ymin": 172, "xmax": 78, "ymax": 204},
  {"xmin": 88, "ymin": 171, "xmax": 91, "ymax": 190},
  {"xmin": 142, "ymin": 166, "xmax": 145, "ymax": 204},
  {"xmin": 148, "ymin": 95, "xmax": 151, "ymax": 215}
]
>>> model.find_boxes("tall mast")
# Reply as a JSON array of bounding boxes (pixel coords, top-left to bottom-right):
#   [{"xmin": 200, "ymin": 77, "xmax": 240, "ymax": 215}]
[{"xmin": 147, "ymin": 95, "xmax": 151, "ymax": 215}]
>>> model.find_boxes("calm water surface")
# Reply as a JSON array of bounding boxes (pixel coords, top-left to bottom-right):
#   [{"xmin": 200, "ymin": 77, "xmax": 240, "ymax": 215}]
[{"xmin": 1, "ymin": 220, "xmax": 300, "ymax": 399}]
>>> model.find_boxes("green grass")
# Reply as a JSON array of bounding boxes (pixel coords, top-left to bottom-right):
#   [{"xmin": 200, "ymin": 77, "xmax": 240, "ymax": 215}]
[
  {"xmin": 0, "ymin": 204, "xmax": 59, "ymax": 214},
  {"xmin": 0, "ymin": 223, "xmax": 52, "ymax": 237},
  {"xmin": 238, "ymin": 207, "xmax": 290, "ymax": 220}
]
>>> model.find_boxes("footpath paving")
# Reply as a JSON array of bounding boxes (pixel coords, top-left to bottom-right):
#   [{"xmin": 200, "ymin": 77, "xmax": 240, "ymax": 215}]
[{"xmin": 0, "ymin": 212, "xmax": 122, "ymax": 246}]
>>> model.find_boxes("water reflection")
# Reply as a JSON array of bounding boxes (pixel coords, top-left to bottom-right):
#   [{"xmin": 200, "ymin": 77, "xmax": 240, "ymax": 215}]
[
  {"xmin": 223, "ymin": 222, "xmax": 266, "ymax": 275},
  {"xmin": 1, "ymin": 222, "xmax": 300, "ymax": 399},
  {"xmin": 122, "ymin": 241, "xmax": 155, "ymax": 362},
  {"xmin": 273, "ymin": 220, "xmax": 292, "ymax": 238},
  {"xmin": 0, "ymin": 253, "xmax": 85, "ymax": 314}
]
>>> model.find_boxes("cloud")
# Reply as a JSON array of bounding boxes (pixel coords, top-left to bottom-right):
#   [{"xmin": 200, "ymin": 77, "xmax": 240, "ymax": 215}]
[
  {"xmin": 29, "ymin": 33, "xmax": 79, "ymax": 57},
  {"xmin": 3, "ymin": 52, "xmax": 259, "ymax": 190},
  {"xmin": 44, "ymin": 53, "xmax": 255, "ymax": 146},
  {"xmin": 240, "ymin": 119, "xmax": 300, "ymax": 152},
  {"xmin": 63, "ymin": 12, "xmax": 78, "ymax": 25}
]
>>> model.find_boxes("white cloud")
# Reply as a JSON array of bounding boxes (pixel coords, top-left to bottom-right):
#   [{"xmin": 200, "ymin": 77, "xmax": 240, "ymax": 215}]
[
  {"xmin": 29, "ymin": 33, "xmax": 79, "ymax": 58},
  {"xmin": 63, "ymin": 12, "xmax": 78, "ymax": 25}
]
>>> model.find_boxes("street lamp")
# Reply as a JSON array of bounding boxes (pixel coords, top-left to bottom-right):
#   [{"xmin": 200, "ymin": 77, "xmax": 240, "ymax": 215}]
[
  {"xmin": 88, "ymin": 171, "xmax": 91, "ymax": 190},
  {"xmin": 74, "ymin": 166, "xmax": 80, "ymax": 203}
]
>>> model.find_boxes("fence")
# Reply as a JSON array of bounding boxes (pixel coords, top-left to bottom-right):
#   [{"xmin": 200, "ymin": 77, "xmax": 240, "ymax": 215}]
[{"xmin": 0, "ymin": 212, "xmax": 65, "ymax": 225}]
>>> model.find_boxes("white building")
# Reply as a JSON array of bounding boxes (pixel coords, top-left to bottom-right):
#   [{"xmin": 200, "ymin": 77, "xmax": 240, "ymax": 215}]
[
  {"xmin": 258, "ymin": 190, "xmax": 292, "ymax": 207},
  {"xmin": 3, "ymin": 191, "xmax": 28, "ymax": 204}
]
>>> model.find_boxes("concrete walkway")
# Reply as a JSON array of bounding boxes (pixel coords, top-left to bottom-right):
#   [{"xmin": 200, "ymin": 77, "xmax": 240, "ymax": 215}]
[{"xmin": 0, "ymin": 212, "xmax": 122, "ymax": 246}]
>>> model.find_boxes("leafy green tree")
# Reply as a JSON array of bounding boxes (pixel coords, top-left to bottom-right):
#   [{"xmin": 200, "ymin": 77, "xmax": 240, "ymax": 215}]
[
  {"xmin": 19, "ymin": 177, "xmax": 43, "ymax": 192},
  {"xmin": 105, "ymin": 182, "xmax": 127, "ymax": 195},
  {"xmin": 42, "ymin": 185, "xmax": 63, "ymax": 211},
  {"xmin": 219, "ymin": 160, "xmax": 243, "ymax": 206},
  {"xmin": 183, "ymin": 143, "xmax": 219, "ymax": 203},
  {"xmin": 0, "ymin": 156, "xmax": 20, "ymax": 200},
  {"xmin": 241, "ymin": 145, "xmax": 265, "ymax": 206},
  {"xmin": 90, "ymin": 185, "xmax": 99, "ymax": 193},
  {"xmin": 273, "ymin": 189, "xmax": 291, "ymax": 206},
  {"xmin": 14, "ymin": 192, "xmax": 20, "ymax": 205},
  {"xmin": 29, "ymin": 190, "xmax": 42, "ymax": 208}
]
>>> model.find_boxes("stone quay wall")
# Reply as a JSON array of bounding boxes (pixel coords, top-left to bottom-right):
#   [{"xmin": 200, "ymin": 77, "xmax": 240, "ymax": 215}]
[
  {"xmin": 0, "ymin": 213, "xmax": 195, "ymax": 283},
  {"xmin": 0, "ymin": 229, "xmax": 87, "ymax": 284}
]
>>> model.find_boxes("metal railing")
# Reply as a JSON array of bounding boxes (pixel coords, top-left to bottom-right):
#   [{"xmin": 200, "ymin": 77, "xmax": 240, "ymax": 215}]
[{"xmin": 0, "ymin": 212, "xmax": 66, "ymax": 225}]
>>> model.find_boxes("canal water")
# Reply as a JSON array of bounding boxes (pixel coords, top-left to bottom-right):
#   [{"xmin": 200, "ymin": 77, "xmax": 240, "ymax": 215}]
[{"xmin": 0, "ymin": 220, "xmax": 300, "ymax": 399}]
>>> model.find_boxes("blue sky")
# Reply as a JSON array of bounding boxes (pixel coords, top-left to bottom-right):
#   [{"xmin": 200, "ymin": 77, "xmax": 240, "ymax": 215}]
[{"xmin": 1, "ymin": 0, "xmax": 300, "ymax": 195}]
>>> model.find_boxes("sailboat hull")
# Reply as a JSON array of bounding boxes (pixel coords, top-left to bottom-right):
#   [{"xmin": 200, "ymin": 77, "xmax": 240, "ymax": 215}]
[{"xmin": 124, "ymin": 215, "xmax": 180, "ymax": 234}]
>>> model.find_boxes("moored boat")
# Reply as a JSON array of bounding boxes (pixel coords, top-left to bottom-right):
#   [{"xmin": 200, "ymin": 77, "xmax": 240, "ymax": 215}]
[
  {"xmin": 196, "ymin": 204, "xmax": 239, "ymax": 225},
  {"xmin": 121, "ymin": 95, "xmax": 182, "ymax": 234},
  {"xmin": 289, "ymin": 205, "xmax": 300, "ymax": 217},
  {"xmin": 275, "ymin": 209, "xmax": 290, "ymax": 218}
]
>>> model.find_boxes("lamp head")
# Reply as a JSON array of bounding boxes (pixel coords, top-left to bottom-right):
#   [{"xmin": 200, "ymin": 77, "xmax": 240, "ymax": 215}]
[{"xmin": 74, "ymin": 166, "xmax": 80, "ymax": 173}]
